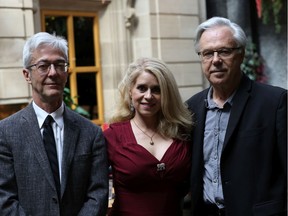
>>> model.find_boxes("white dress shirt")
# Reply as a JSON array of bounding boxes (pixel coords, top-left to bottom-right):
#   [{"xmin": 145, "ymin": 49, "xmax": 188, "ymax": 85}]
[{"xmin": 33, "ymin": 101, "xmax": 64, "ymax": 182}]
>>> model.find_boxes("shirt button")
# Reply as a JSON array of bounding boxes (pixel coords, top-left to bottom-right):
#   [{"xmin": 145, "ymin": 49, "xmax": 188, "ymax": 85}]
[{"xmin": 213, "ymin": 179, "xmax": 217, "ymax": 183}]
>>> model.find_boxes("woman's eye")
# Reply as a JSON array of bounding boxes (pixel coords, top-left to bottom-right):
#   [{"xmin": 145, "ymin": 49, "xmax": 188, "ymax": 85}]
[
  {"xmin": 137, "ymin": 85, "xmax": 147, "ymax": 92},
  {"xmin": 151, "ymin": 87, "xmax": 161, "ymax": 94}
]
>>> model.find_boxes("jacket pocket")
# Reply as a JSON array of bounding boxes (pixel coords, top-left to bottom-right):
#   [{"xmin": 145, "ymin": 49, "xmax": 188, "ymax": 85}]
[
  {"xmin": 253, "ymin": 200, "xmax": 286, "ymax": 216},
  {"xmin": 73, "ymin": 153, "xmax": 91, "ymax": 161}
]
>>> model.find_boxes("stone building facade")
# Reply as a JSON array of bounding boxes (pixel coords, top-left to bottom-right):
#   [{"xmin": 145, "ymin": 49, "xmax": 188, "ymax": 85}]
[
  {"xmin": 0, "ymin": 0, "xmax": 286, "ymax": 123},
  {"xmin": 0, "ymin": 0, "xmax": 206, "ymax": 124}
]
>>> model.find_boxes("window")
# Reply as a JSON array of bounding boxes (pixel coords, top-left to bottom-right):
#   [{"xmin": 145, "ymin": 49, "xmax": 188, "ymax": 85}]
[{"xmin": 42, "ymin": 11, "xmax": 104, "ymax": 125}]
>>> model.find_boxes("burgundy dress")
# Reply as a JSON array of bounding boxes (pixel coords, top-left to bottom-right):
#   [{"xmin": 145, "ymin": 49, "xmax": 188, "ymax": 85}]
[{"xmin": 104, "ymin": 121, "xmax": 191, "ymax": 216}]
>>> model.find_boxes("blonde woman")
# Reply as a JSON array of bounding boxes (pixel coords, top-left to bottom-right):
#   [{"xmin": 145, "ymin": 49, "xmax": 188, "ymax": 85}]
[{"xmin": 104, "ymin": 57, "xmax": 194, "ymax": 216}]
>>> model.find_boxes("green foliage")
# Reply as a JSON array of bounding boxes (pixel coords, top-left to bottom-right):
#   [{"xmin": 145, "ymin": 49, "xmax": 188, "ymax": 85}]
[
  {"xmin": 262, "ymin": 0, "xmax": 284, "ymax": 33},
  {"xmin": 241, "ymin": 42, "xmax": 267, "ymax": 83},
  {"xmin": 63, "ymin": 87, "xmax": 90, "ymax": 118}
]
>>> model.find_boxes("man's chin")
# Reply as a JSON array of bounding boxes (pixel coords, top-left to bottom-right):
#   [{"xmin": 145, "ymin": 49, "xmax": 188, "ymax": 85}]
[{"xmin": 43, "ymin": 91, "xmax": 63, "ymax": 101}]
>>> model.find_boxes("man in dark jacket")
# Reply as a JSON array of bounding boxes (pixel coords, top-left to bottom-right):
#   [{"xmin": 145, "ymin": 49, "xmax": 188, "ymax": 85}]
[{"xmin": 186, "ymin": 17, "xmax": 287, "ymax": 216}]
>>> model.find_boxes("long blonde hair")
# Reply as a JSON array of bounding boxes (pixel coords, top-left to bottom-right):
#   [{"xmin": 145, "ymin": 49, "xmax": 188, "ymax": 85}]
[{"xmin": 109, "ymin": 57, "xmax": 193, "ymax": 140}]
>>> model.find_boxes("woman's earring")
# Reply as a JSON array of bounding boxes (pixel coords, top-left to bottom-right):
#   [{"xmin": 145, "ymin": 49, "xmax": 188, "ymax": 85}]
[{"xmin": 130, "ymin": 102, "xmax": 135, "ymax": 112}]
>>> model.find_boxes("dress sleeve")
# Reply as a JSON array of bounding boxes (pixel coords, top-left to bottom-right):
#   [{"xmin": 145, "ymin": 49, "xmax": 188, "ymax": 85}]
[{"xmin": 104, "ymin": 124, "xmax": 120, "ymax": 165}]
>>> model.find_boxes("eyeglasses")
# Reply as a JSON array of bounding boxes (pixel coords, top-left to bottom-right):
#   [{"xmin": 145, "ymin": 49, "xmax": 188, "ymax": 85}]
[
  {"xmin": 198, "ymin": 47, "xmax": 241, "ymax": 61},
  {"xmin": 27, "ymin": 61, "xmax": 69, "ymax": 75}
]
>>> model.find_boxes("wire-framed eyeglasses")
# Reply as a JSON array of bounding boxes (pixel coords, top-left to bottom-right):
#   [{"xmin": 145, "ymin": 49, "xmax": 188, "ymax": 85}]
[
  {"xmin": 27, "ymin": 61, "xmax": 69, "ymax": 75},
  {"xmin": 198, "ymin": 47, "xmax": 242, "ymax": 61}
]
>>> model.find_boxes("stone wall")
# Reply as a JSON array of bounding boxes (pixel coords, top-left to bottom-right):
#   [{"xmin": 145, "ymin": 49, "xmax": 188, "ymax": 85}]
[
  {"xmin": 133, "ymin": 0, "xmax": 204, "ymax": 100},
  {"xmin": 100, "ymin": 0, "xmax": 205, "ymax": 121},
  {"xmin": 0, "ymin": 0, "xmax": 205, "ymax": 121},
  {"xmin": 0, "ymin": 0, "xmax": 34, "ymax": 105}
]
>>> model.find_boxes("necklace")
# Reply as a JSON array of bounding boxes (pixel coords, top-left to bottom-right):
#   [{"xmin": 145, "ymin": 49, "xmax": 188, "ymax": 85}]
[{"xmin": 132, "ymin": 119, "xmax": 156, "ymax": 145}]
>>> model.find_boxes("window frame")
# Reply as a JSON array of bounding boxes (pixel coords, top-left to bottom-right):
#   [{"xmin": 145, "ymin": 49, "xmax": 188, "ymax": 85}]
[{"xmin": 41, "ymin": 10, "xmax": 104, "ymax": 125}]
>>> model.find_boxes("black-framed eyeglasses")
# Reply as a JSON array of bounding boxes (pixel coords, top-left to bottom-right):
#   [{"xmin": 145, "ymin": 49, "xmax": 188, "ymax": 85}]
[
  {"xmin": 198, "ymin": 47, "xmax": 242, "ymax": 61},
  {"xmin": 27, "ymin": 61, "xmax": 69, "ymax": 75}
]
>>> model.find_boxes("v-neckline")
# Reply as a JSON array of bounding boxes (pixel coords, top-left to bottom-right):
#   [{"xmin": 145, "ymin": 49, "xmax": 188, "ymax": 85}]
[{"xmin": 128, "ymin": 121, "xmax": 174, "ymax": 162}]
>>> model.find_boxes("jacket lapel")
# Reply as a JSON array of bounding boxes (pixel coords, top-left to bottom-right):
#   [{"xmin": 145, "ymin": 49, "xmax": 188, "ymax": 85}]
[
  {"xmin": 223, "ymin": 75, "xmax": 252, "ymax": 151},
  {"xmin": 21, "ymin": 104, "xmax": 57, "ymax": 191},
  {"xmin": 191, "ymin": 89, "xmax": 209, "ymax": 171},
  {"xmin": 60, "ymin": 108, "xmax": 80, "ymax": 198}
]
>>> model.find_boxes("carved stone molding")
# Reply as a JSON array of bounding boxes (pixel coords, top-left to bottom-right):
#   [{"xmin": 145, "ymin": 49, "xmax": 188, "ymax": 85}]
[
  {"xmin": 39, "ymin": 0, "xmax": 111, "ymax": 12},
  {"xmin": 125, "ymin": 0, "xmax": 138, "ymax": 30}
]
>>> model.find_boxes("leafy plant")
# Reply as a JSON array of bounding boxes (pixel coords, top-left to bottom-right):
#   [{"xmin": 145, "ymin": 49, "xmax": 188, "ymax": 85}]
[
  {"xmin": 256, "ymin": 0, "xmax": 284, "ymax": 33},
  {"xmin": 63, "ymin": 87, "xmax": 90, "ymax": 118},
  {"xmin": 241, "ymin": 42, "xmax": 267, "ymax": 83}
]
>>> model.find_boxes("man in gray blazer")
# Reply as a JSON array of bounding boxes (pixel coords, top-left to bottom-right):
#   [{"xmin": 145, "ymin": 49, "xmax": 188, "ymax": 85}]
[{"xmin": 0, "ymin": 32, "xmax": 109, "ymax": 216}]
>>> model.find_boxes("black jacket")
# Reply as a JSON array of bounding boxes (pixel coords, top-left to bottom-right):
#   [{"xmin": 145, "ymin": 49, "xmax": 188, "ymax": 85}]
[{"xmin": 186, "ymin": 75, "xmax": 287, "ymax": 216}]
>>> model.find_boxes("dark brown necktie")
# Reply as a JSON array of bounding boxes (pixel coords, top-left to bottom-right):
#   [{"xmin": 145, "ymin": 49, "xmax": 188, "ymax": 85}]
[{"xmin": 43, "ymin": 115, "xmax": 60, "ymax": 199}]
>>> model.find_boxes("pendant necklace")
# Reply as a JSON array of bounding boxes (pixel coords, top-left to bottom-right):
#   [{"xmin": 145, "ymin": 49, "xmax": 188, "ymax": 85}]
[{"xmin": 132, "ymin": 119, "xmax": 156, "ymax": 145}]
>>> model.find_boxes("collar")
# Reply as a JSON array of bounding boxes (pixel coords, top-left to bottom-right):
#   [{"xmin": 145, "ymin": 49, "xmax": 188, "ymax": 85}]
[
  {"xmin": 32, "ymin": 101, "xmax": 64, "ymax": 129},
  {"xmin": 205, "ymin": 87, "xmax": 235, "ymax": 109}
]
